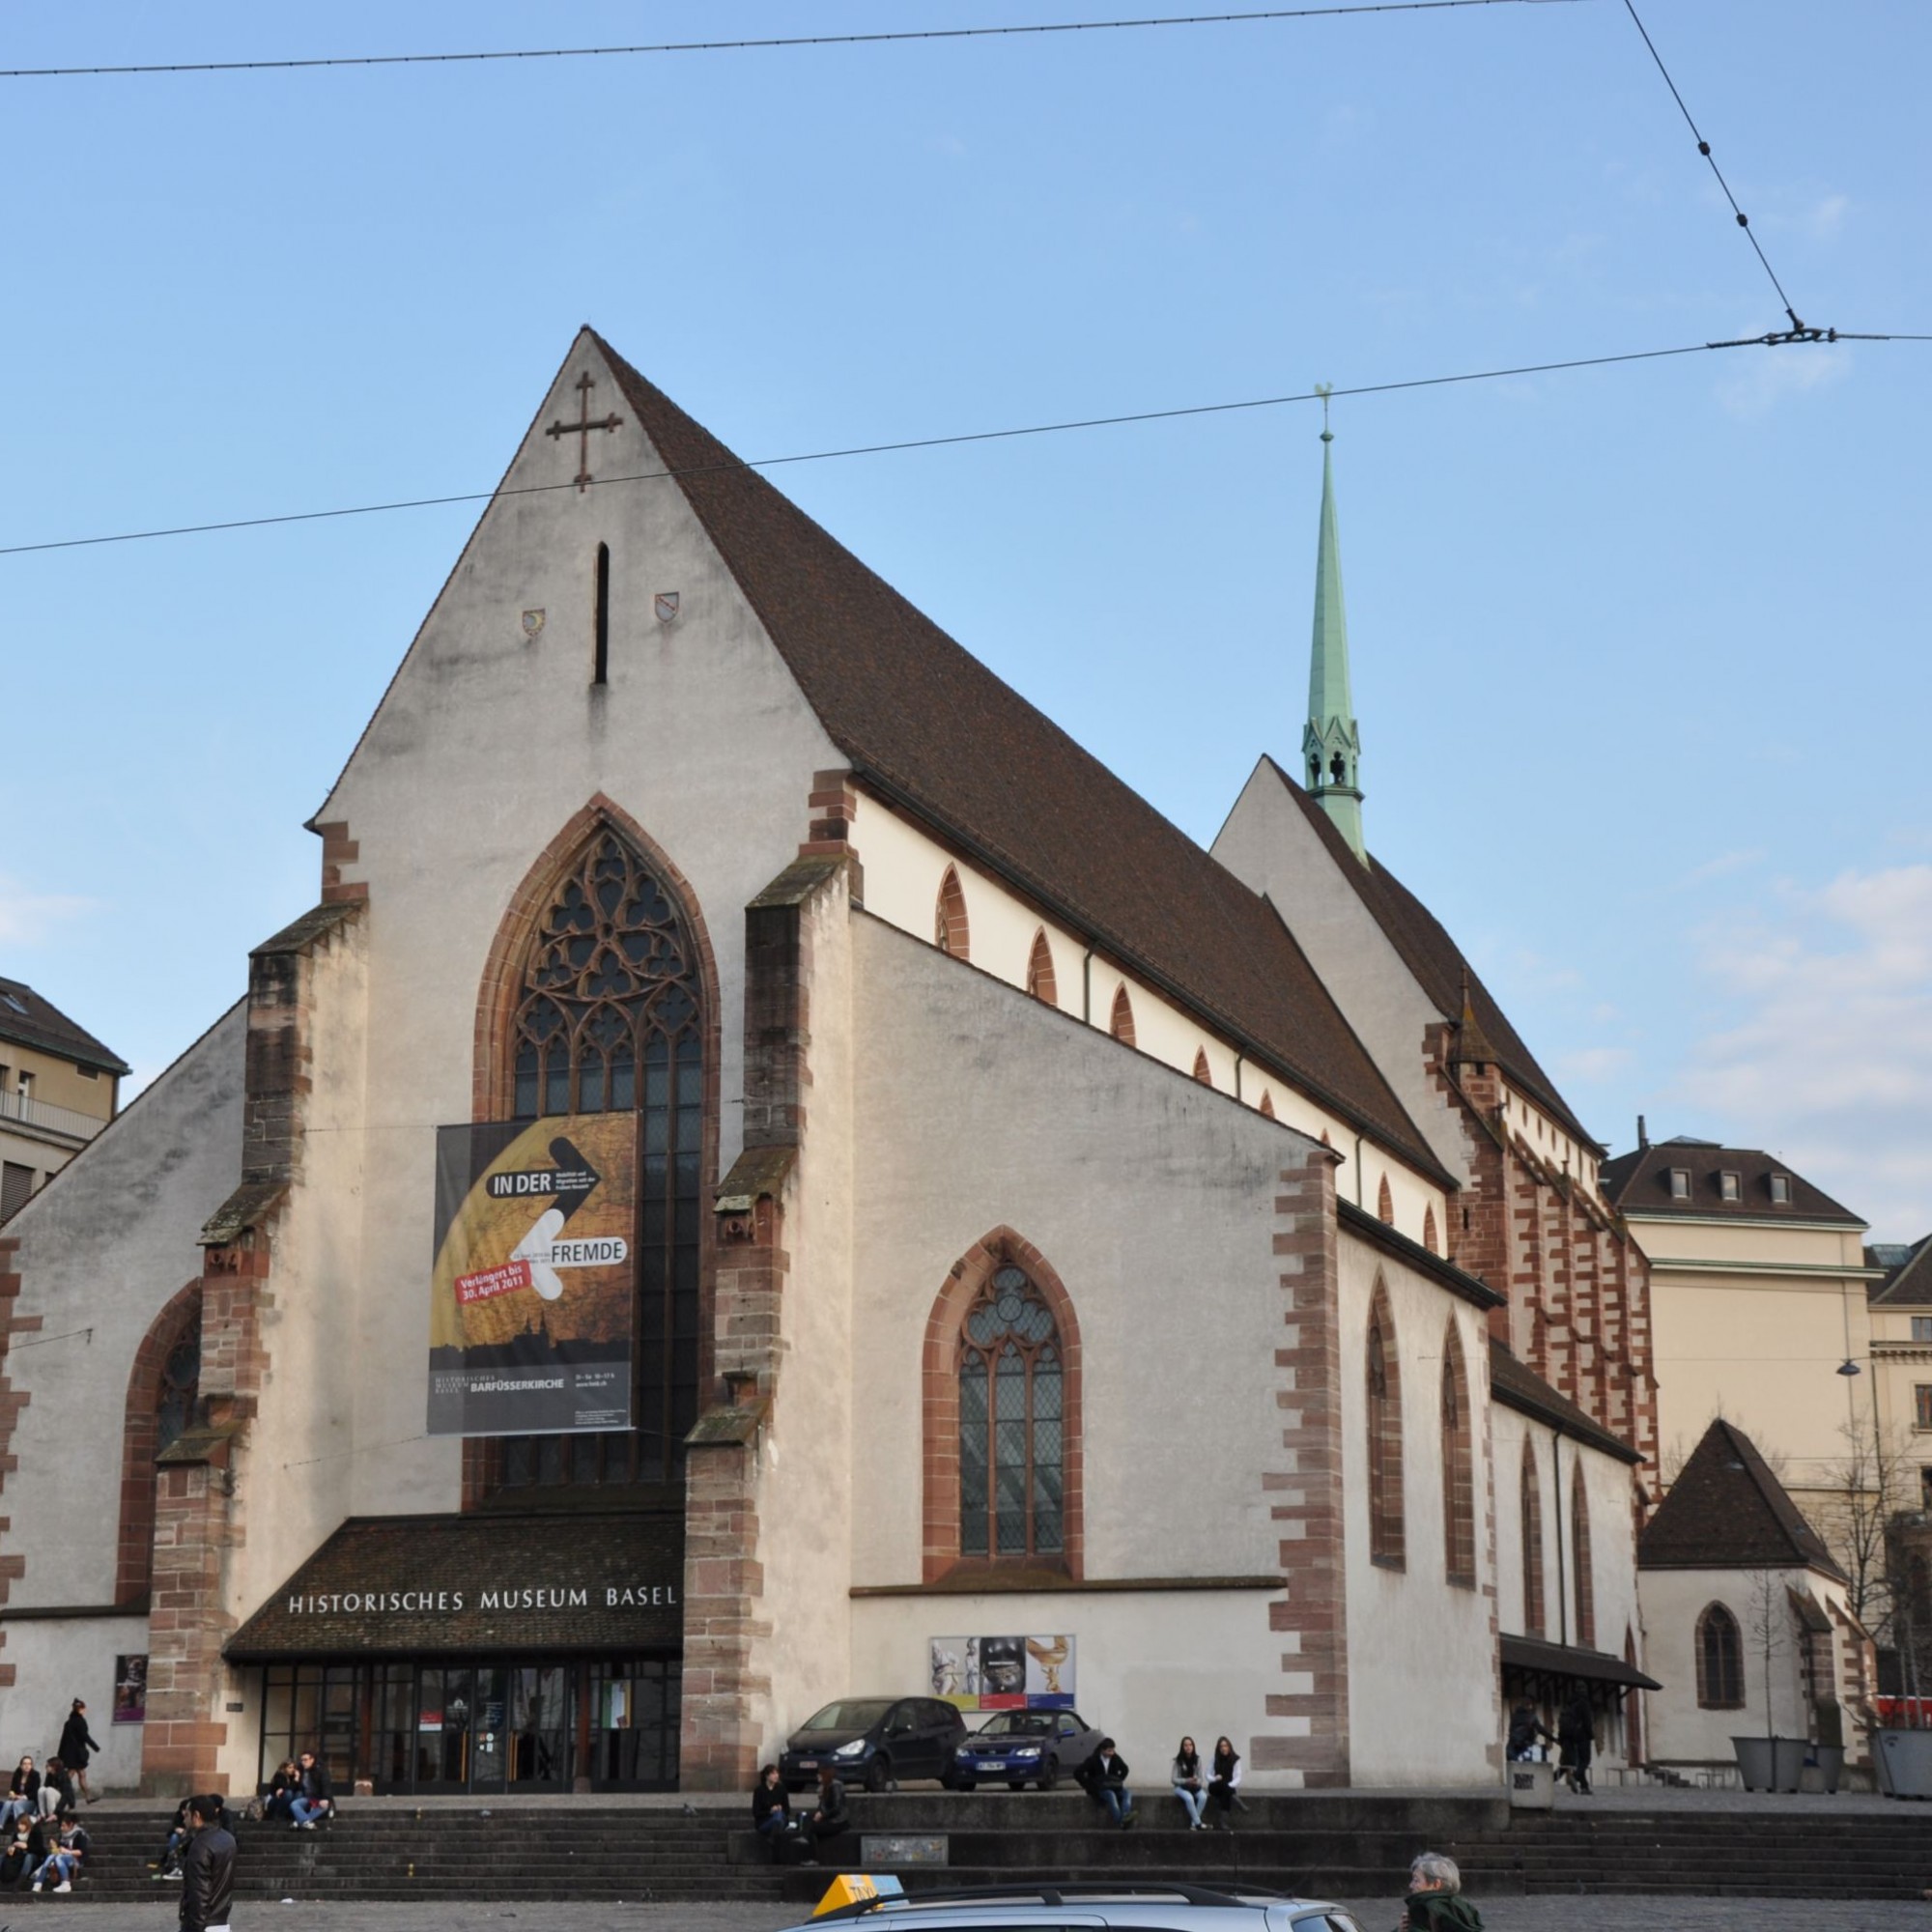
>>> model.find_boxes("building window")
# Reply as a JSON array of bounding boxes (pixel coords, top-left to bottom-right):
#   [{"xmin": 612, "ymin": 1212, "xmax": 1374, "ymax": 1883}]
[
  {"xmin": 1571, "ymin": 1471, "xmax": 1596, "ymax": 1649},
  {"xmin": 0, "ymin": 1162, "xmax": 32, "ymax": 1221},
  {"xmin": 959, "ymin": 1264, "xmax": 1064, "ymax": 1562},
  {"xmin": 1912, "ymin": 1319, "xmax": 1932, "ymax": 1345},
  {"xmin": 1769, "ymin": 1174, "xmax": 1792, "ymax": 1205},
  {"xmin": 1695, "ymin": 1603, "xmax": 1745, "ymax": 1708},
  {"xmin": 502, "ymin": 828, "xmax": 706, "ymax": 1489},
  {"xmin": 1367, "ymin": 1287, "xmax": 1405, "ymax": 1569},
  {"xmin": 1668, "ymin": 1168, "xmax": 1690, "ymax": 1200},
  {"xmin": 935, "ymin": 867, "xmax": 971, "ymax": 960},
  {"xmin": 115, "ymin": 1284, "xmax": 203, "ymax": 1606},
  {"xmin": 1258, "ymin": 1091, "xmax": 1275, "ymax": 1120},
  {"xmin": 1520, "ymin": 1442, "xmax": 1545, "ymax": 1636},
  {"xmin": 1440, "ymin": 1327, "xmax": 1474, "ymax": 1589},
  {"xmin": 1191, "ymin": 1048, "xmax": 1212, "ymax": 1088},
  {"xmin": 1025, "ymin": 929, "xmax": 1058, "ymax": 1007},
  {"xmin": 1916, "ymin": 1386, "xmax": 1932, "ymax": 1433},
  {"xmin": 1108, "ymin": 984, "xmax": 1136, "ymax": 1048},
  {"xmin": 1377, "ymin": 1175, "xmax": 1395, "ymax": 1224},
  {"xmin": 1719, "ymin": 1171, "xmax": 1742, "ymax": 1202},
  {"xmin": 1422, "ymin": 1206, "xmax": 1439, "ymax": 1256}
]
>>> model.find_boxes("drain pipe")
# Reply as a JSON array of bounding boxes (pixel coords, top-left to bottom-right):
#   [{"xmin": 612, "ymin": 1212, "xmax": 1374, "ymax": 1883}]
[
  {"xmin": 1234, "ymin": 1054, "xmax": 1244, "ymax": 1104},
  {"xmin": 1081, "ymin": 946, "xmax": 1094, "ymax": 1025}
]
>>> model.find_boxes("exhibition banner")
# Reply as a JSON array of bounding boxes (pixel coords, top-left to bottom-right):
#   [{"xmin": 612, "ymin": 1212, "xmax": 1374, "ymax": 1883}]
[
  {"xmin": 427, "ymin": 1114, "xmax": 637, "ymax": 1437},
  {"xmin": 929, "ymin": 1634, "xmax": 1076, "ymax": 1711}
]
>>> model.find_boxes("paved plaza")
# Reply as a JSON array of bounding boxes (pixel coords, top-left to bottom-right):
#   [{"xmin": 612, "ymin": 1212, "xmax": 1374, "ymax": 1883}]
[{"xmin": 25, "ymin": 1898, "xmax": 1932, "ymax": 1932}]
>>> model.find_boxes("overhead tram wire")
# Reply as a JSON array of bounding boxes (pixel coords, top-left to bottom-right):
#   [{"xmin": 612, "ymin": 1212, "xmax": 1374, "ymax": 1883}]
[
  {"xmin": 1620, "ymin": 0, "xmax": 1812, "ymax": 337},
  {"xmin": 0, "ymin": 0, "xmax": 1578, "ymax": 79},
  {"xmin": 4, "ymin": 330, "xmax": 1918, "ymax": 561}
]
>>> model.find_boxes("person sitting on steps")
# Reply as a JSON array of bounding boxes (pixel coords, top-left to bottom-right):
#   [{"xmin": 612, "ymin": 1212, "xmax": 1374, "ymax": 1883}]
[
  {"xmin": 0, "ymin": 1809, "xmax": 38, "ymax": 1888},
  {"xmin": 2, "ymin": 1753, "xmax": 40, "ymax": 1827},
  {"xmin": 1077, "ymin": 1738, "xmax": 1135, "ymax": 1829},
  {"xmin": 752, "ymin": 1763, "xmax": 794, "ymax": 1861},
  {"xmin": 1171, "ymin": 1736, "xmax": 1208, "ymax": 1830},
  {"xmin": 289, "ymin": 1747, "xmax": 335, "ymax": 1829},
  {"xmin": 1208, "ymin": 1736, "xmax": 1243, "ymax": 1831},
  {"xmin": 796, "ymin": 1763, "xmax": 849, "ymax": 1865},
  {"xmin": 29, "ymin": 1811, "xmax": 89, "ymax": 1894}
]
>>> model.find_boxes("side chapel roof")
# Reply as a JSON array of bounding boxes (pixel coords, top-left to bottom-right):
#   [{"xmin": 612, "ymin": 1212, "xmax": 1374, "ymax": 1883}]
[
  {"xmin": 590, "ymin": 334, "xmax": 1447, "ymax": 1180},
  {"xmin": 1638, "ymin": 1418, "xmax": 1844, "ymax": 1579},
  {"xmin": 1251, "ymin": 755, "xmax": 1594, "ymax": 1149}
]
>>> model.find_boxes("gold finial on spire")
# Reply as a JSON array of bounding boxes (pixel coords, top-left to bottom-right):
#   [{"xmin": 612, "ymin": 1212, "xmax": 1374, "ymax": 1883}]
[{"xmin": 1314, "ymin": 382, "xmax": 1334, "ymax": 443}]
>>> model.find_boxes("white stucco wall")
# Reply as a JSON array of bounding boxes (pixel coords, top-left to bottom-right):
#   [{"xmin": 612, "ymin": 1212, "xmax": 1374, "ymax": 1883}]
[
  {"xmin": 0, "ymin": 1001, "xmax": 247, "ymax": 1787},
  {"xmin": 1336, "ymin": 1234, "xmax": 1498, "ymax": 1783}
]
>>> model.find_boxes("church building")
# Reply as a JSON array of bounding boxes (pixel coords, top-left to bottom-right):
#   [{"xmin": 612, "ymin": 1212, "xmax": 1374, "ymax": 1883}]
[{"xmin": 0, "ymin": 330, "xmax": 1655, "ymax": 1797}]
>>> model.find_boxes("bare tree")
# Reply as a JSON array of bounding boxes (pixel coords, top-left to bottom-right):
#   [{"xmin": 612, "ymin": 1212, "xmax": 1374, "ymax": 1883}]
[
  {"xmin": 1814, "ymin": 1418, "xmax": 1908, "ymax": 1632},
  {"xmin": 1743, "ymin": 1567, "xmax": 1792, "ymax": 1743}
]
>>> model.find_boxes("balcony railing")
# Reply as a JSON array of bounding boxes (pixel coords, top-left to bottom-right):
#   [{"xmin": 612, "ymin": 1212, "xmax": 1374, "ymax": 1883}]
[{"xmin": 0, "ymin": 1087, "xmax": 110, "ymax": 1144}]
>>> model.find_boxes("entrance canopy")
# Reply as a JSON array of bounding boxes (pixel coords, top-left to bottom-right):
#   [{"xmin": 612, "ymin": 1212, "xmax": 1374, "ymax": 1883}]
[
  {"xmin": 227, "ymin": 1511, "xmax": 683, "ymax": 1660},
  {"xmin": 1501, "ymin": 1634, "xmax": 1662, "ymax": 1692}
]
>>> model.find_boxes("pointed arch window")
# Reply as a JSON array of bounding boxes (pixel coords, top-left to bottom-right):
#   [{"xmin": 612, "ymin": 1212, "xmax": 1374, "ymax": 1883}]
[
  {"xmin": 1259, "ymin": 1091, "xmax": 1276, "ymax": 1121},
  {"xmin": 1377, "ymin": 1175, "xmax": 1395, "ymax": 1223},
  {"xmin": 1423, "ymin": 1206, "xmax": 1439, "ymax": 1256},
  {"xmin": 1440, "ymin": 1326, "xmax": 1475, "ymax": 1588},
  {"xmin": 1192, "ymin": 1048, "xmax": 1213, "ymax": 1087},
  {"xmin": 1571, "ymin": 1468, "xmax": 1596, "ymax": 1649},
  {"xmin": 935, "ymin": 867, "xmax": 971, "ymax": 960},
  {"xmin": 501, "ymin": 828, "xmax": 705, "ymax": 1490},
  {"xmin": 1367, "ymin": 1289, "xmax": 1405, "ymax": 1568},
  {"xmin": 1109, "ymin": 984, "xmax": 1136, "ymax": 1047},
  {"xmin": 959, "ymin": 1264, "xmax": 1064, "ymax": 1562},
  {"xmin": 1696, "ymin": 1602, "xmax": 1744, "ymax": 1708},
  {"xmin": 1520, "ymin": 1441, "xmax": 1546, "ymax": 1635},
  {"xmin": 1025, "ymin": 929, "xmax": 1058, "ymax": 1007}
]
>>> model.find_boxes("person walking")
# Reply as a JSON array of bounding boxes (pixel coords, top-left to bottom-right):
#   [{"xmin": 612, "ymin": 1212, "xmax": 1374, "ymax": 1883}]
[
  {"xmin": 1077, "ymin": 1738, "xmax": 1135, "ymax": 1829},
  {"xmin": 57, "ymin": 1698, "xmax": 101, "ymax": 1804},
  {"xmin": 1504, "ymin": 1699, "xmax": 1550, "ymax": 1763},
  {"xmin": 1171, "ymin": 1736, "xmax": 1208, "ymax": 1830},
  {"xmin": 1556, "ymin": 1690, "xmax": 1594, "ymax": 1796},
  {"xmin": 796, "ymin": 1763, "xmax": 849, "ymax": 1864},
  {"xmin": 1400, "ymin": 1851, "xmax": 1484, "ymax": 1930},
  {"xmin": 179, "ymin": 1794, "xmax": 237, "ymax": 1932},
  {"xmin": 1207, "ymin": 1736, "xmax": 1243, "ymax": 1831},
  {"xmin": 289, "ymin": 1747, "xmax": 335, "ymax": 1829},
  {"xmin": 752, "ymin": 1763, "xmax": 793, "ymax": 1861}
]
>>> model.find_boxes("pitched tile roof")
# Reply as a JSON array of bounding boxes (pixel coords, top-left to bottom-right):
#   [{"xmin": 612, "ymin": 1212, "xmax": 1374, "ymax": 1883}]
[
  {"xmin": 226, "ymin": 1511, "xmax": 684, "ymax": 1659},
  {"xmin": 592, "ymin": 334, "xmax": 1447, "ymax": 1181},
  {"xmin": 1489, "ymin": 1339, "xmax": 1641, "ymax": 1464},
  {"xmin": 1869, "ymin": 1236, "xmax": 1932, "ymax": 1306},
  {"xmin": 1602, "ymin": 1141, "xmax": 1863, "ymax": 1226},
  {"xmin": 1638, "ymin": 1418, "xmax": 1844, "ymax": 1578},
  {"xmin": 0, "ymin": 975, "xmax": 129, "ymax": 1077},
  {"xmin": 1252, "ymin": 757, "xmax": 1596, "ymax": 1150}
]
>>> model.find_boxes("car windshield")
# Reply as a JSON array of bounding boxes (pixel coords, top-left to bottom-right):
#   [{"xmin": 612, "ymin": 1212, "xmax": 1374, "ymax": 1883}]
[
  {"xmin": 975, "ymin": 1713, "xmax": 1054, "ymax": 1736},
  {"xmin": 799, "ymin": 1699, "xmax": 895, "ymax": 1733}
]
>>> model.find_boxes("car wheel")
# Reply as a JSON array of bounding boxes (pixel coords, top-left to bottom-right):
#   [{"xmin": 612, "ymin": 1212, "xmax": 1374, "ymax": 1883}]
[
  {"xmin": 1008, "ymin": 1778, "xmax": 1028, "ymax": 1791},
  {"xmin": 864, "ymin": 1755, "xmax": 891, "ymax": 1793},
  {"xmin": 955, "ymin": 1778, "xmax": 976, "ymax": 1792},
  {"xmin": 1037, "ymin": 1756, "xmax": 1059, "ymax": 1793},
  {"xmin": 939, "ymin": 1766, "xmax": 961, "ymax": 1791}
]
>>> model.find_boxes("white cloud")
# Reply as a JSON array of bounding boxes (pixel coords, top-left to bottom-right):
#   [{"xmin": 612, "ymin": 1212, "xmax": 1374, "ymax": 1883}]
[
  {"xmin": 0, "ymin": 877, "xmax": 94, "ymax": 947},
  {"xmin": 1674, "ymin": 865, "xmax": 1932, "ymax": 1238}
]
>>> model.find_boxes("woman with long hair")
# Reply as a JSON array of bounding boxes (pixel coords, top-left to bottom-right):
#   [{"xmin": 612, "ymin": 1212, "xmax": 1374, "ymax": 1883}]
[{"xmin": 1208, "ymin": 1735, "xmax": 1243, "ymax": 1831}]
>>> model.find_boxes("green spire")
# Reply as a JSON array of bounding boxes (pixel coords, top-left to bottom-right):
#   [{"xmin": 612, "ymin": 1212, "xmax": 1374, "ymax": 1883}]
[{"xmin": 1301, "ymin": 395, "xmax": 1365, "ymax": 862}]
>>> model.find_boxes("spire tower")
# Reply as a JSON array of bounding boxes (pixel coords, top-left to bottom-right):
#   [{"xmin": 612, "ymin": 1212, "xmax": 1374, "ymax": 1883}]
[{"xmin": 1301, "ymin": 393, "xmax": 1366, "ymax": 862}]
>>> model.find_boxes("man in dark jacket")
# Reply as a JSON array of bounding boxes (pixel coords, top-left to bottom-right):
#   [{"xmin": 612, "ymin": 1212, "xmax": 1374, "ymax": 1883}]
[
  {"xmin": 1401, "ymin": 1851, "xmax": 1484, "ymax": 1931},
  {"xmin": 289, "ymin": 1749, "xmax": 334, "ymax": 1830},
  {"xmin": 1077, "ymin": 1738, "xmax": 1135, "ymax": 1828},
  {"xmin": 56, "ymin": 1700, "xmax": 100, "ymax": 1805},
  {"xmin": 179, "ymin": 1795, "xmax": 236, "ymax": 1932},
  {"xmin": 1556, "ymin": 1690, "xmax": 1594, "ymax": 1796}
]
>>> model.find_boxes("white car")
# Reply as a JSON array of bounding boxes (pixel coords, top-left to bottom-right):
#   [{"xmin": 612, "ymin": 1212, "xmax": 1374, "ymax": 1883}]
[{"xmin": 798, "ymin": 1882, "xmax": 1368, "ymax": 1932}]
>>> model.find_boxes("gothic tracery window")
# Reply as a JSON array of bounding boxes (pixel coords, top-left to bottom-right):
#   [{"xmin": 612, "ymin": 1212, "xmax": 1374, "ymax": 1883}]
[
  {"xmin": 1440, "ymin": 1327, "xmax": 1475, "ymax": 1588},
  {"xmin": 499, "ymin": 829, "xmax": 705, "ymax": 1490},
  {"xmin": 1520, "ymin": 1441, "xmax": 1546, "ymax": 1635},
  {"xmin": 1571, "ymin": 1469, "xmax": 1597, "ymax": 1649},
  {"xmin": 155, "ymin": 1321, "xmax": 202, "ymax": 1458},
  {"xmin": 1367, "ymin": 1288, "xmax": 1406, "ymax": 1568},
  {"xmin": 1696, "ymin": 1602, "xmax": 1744, "ymax": 1708},
  {"xmin": 959, "ymin": 1264, "xmax": 1064, "ymax": 1563}
]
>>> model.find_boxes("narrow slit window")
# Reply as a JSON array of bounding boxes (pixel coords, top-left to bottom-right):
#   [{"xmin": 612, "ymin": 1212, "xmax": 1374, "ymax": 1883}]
[{"xmin": 593, "ymin": 542, "xmax": 611, "ymax": 686}]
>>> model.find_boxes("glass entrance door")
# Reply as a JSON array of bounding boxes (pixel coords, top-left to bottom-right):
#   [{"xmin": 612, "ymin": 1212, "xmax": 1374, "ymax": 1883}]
[
  {"xmin": 471, "ymin": 1666, "xmax": 508, "ymax": 1790},
  {"xmin": 509, "ymin": 1664, "xmax": 571, "ymax": 1789}
]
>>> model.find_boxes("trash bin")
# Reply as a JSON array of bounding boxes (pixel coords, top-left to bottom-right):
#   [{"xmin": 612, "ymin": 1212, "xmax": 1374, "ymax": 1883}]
[{"xmin": 1506, "ymin": 1760, "xmax": 1555, "ymax": 1809}]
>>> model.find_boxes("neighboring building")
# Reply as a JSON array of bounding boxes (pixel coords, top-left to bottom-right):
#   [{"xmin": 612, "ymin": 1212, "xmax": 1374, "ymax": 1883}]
[
  {"xmin": 1639, "ymin": 1418, "xmax": 1874, "ymax": 1776},
  {"xmin": 1865, "ymin": 1238, "xmax": 1932, "ymax": 1508},
  {"xmin": 1604, "ymin": 1132, "xmax": 1877, "ymax": 1539},
  {"xmin": 0, "ymin": 330, "xmax": 1651, "ymax": 1798},
  {"xmin": 0, "ymin": 977, "xmax": 128, "ymax": 1222}
]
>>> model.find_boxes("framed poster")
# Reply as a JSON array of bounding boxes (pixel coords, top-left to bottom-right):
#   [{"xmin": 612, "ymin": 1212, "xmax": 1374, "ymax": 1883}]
[
  {"xmin": 929, "ymin": 1634, "xmax": 1075, "ymax": 1710},
  {"xmin": 427, "ymin": 1115, "xmax": 638, "ymax": 1436},
  {"xmin": 112, "ymin": 1654, "xmax": 147, "ymax": 1725}
]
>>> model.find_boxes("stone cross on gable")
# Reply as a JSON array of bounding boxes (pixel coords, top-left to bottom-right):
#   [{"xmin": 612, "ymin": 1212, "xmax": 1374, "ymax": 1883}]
[{"xmin": 547, "ymin": 372, "xmax": 624, "ymax": 495}]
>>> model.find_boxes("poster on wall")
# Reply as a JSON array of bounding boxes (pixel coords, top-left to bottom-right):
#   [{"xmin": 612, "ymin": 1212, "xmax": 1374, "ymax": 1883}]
[
  {"xmin": 929, "ymin": 1634, "xmax": 1075, "ymax": 1711},
  {"xmin": 427, "ymin": 1114, "xmax": 637, "ymax": 1437},
  {"xmin": 112, "ymin": 1654, "xmax": 147, "ymax": 1725}
]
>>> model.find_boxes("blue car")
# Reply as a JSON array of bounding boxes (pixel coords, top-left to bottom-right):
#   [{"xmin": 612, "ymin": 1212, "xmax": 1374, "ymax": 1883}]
[{"xmin": 944, "ymin": 1708, "xmax": 1101, "ymax": 1791}]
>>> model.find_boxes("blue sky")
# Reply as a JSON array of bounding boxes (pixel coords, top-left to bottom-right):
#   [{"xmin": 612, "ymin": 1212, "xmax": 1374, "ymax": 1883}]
[{"xmin": 3, "ymin": 2, "xmax": 1927, "ymax": 1236}]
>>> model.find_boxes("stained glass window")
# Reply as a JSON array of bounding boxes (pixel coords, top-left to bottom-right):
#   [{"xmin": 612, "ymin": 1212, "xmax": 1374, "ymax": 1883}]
[{"xmin": 959, "ymin": 1265, "xmax": 1064, "ymax": 1562}]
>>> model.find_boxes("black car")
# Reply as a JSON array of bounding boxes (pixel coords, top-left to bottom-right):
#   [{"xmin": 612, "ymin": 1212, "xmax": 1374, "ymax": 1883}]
[
  {"xmin": 945, "ymin": 1707, "xmax": 1103, "ymax": 1790},
  {"xmin": 780, "ymin": 1695, "xmax": 967, "ymax": 1792}
]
